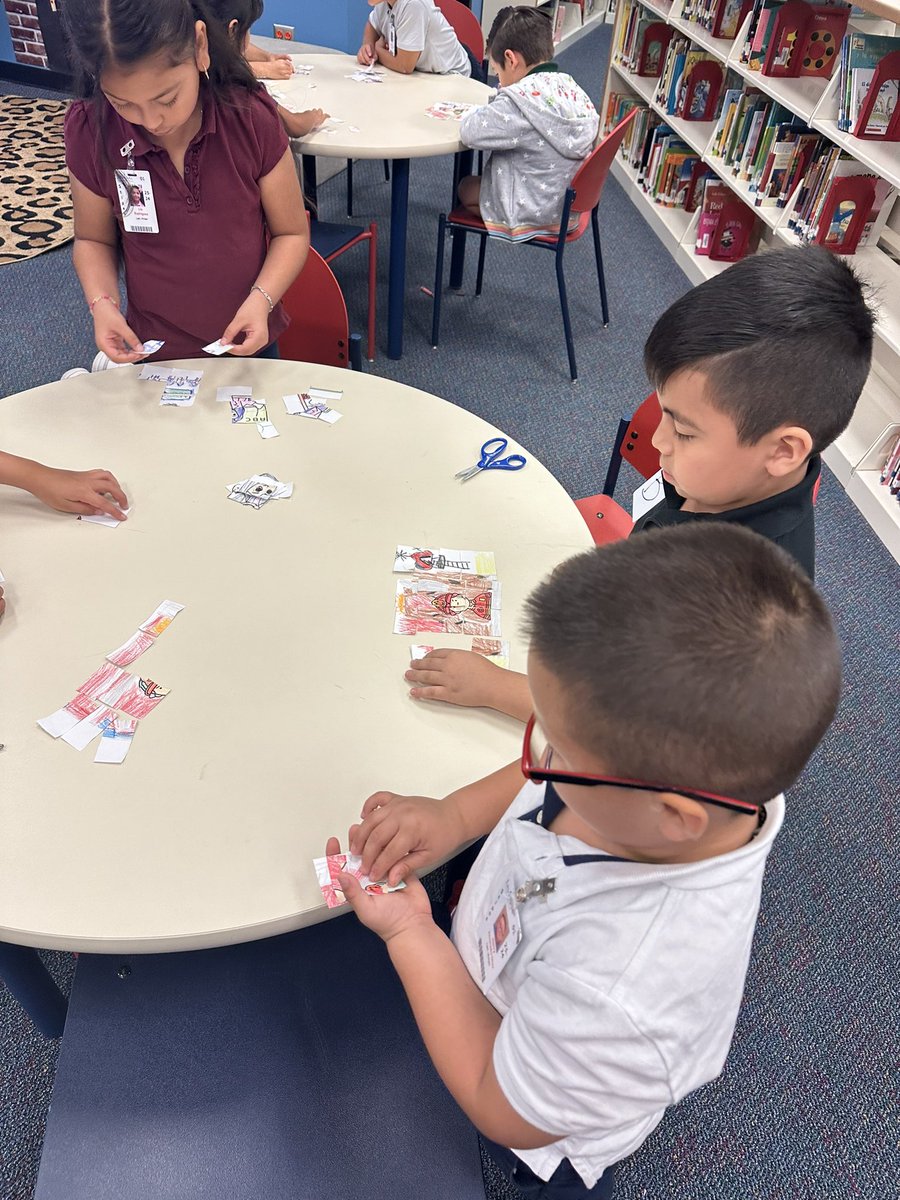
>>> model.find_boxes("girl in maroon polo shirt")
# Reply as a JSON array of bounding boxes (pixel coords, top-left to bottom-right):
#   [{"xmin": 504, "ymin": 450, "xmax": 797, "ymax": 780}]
[{"xmin": 62, "ymin": 0, "xmax": 309, "ymax": 362}]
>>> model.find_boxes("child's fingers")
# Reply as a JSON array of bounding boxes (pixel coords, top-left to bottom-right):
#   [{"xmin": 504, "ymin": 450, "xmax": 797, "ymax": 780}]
[
  {"xmin": 91, "ymin": 473, "xmax": 128, "ymax": 508},
  {"xmin": 409, "ymin": 685, "xmax": 448, "ymax": 702},
  {"xmin": 405, "ymin": 666, "xmax": 446, "ymax": 686},
  {"xmin": 385, "ymin": 851, "xmax": 430, "ymax": 888},
  {"xmin": 360, "ymin": 790, "xmax": 397, "ymax": 819},
  {"xmin": 87, "ymin": 494, "xmax": 127, "ymax": 520}
]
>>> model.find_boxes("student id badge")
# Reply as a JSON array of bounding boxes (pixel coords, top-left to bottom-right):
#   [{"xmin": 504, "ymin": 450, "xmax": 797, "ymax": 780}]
[
  {"xmin": 388, "ymin": 12, "xmax": 397, "ymax": 56},
  {"xmin": 474, "ymin": 878, "xmax": 522, "ymax": 994},
  {"xmin": 114, "ymin": 169, "xmax": 159, "ymax": 234}
]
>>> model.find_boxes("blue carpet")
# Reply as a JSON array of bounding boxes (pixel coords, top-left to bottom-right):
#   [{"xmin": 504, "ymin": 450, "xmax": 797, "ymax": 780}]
[{"xmin": 2, "ymin": 22, "xmax": 898, "ymax": 1200}]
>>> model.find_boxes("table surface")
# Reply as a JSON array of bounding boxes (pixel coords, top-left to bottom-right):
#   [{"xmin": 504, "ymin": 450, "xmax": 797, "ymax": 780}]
[
  {"xmin": 0, "ymin": 362, "xmax": 591, "ymax": 953},
  {"xmin": 265, "ymin": 51, "xmax": 492, "ymax": 159}
]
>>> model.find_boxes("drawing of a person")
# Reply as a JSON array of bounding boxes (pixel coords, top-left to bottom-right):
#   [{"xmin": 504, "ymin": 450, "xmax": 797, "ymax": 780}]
[{"xmin": 431, "ymin": 591, "xmax": 492, "ymax": 621}]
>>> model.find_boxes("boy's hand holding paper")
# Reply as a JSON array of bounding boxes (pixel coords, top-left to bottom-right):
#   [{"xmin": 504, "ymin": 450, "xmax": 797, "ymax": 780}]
[
  {"xmin": 325, "ymin": 838, "xmax": 431, "ymax": 942},
  {"xmin": 348, "ymin": 790, "xmax": 467, "ymax": 887}
]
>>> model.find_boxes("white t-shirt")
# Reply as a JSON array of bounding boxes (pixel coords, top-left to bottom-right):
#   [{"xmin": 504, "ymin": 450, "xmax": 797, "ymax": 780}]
[
  {"xmin": 368, "ymin": 0, "xmax": 470, "ymax": 75},
  {"xmin": 451, "ymin": 780, "xmax": 784, "ymax": 1187}
]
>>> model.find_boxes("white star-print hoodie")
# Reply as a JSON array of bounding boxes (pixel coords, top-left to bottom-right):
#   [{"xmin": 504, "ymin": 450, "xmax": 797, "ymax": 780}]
[{"xmin": 459, "ymin": 65, "xmax": 599, "ymax": 241}]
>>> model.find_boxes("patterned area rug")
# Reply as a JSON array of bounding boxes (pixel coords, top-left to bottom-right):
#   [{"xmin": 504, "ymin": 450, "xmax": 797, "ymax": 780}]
[{"xmin": 0, "ymin": 95, "xmax": 73, "ymax": 265}]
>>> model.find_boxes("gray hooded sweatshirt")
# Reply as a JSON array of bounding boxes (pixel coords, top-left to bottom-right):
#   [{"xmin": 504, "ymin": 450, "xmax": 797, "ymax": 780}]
[{"xmin": 459, "ymin": 64, "xmax": 599, "ymax": 241}]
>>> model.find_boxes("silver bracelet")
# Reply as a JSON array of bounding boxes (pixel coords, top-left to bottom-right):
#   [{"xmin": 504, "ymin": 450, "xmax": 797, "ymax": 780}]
[{"xmin": 251, "ymin": 284, "xmax": 275, "ymax": 313}]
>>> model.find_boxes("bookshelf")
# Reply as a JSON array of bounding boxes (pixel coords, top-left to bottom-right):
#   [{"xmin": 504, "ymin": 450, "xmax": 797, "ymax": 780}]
[{"xmin": 602, "ymin": 0, "xmax": 900, "ymax": 564}]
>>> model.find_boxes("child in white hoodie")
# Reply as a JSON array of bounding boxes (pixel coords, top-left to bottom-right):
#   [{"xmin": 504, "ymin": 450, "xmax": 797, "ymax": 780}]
[{"xmin": 458, "ymin": 6, "xmax": 599, "ymax": 242}]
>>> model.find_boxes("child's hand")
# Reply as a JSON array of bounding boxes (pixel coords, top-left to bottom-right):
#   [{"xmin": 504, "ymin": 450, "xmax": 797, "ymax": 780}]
[
  {"xmin": 349, "ymin": 791, "xmax": 466, "ymax": 886},
  {"xmin": 92, "ymin": 305, "xmax": 146, "ymax": 364},
  {"xmin": 257, "ymin": 58, "xmax": 292, "ymax": 80},
  {"xmin": 357, "ymin": 42, "xmax": 376, "ymax": 65},
  {"xmin": 405, "ymin": 648, "xmax": 507, "ymax": 708},
  {"xmin": 28, "ymin": 465, "xmax": 128, "ymax": 519},
  {"xmin": 220, "ymin": 291, "xmax": 272, "ymax": 357},
  {"xmin": 327, "ymin": 836, "xmax": 434, "ymax": 944},
  {"xmin": 282, "ymin": 108, "xmax": 329, "ymax": 137}
]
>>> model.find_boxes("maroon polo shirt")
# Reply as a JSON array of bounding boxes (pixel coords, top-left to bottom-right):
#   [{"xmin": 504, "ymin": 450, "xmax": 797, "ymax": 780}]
[{"xmin": 65, "ymin": 85, "xmax": 290, "ymax": 360}]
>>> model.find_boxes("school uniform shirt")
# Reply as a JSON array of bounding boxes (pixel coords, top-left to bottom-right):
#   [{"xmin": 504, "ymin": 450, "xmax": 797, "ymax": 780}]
[
  {"xmin": 64, "ymin": 86, "xmax": 290, "ymax": 360},
  {"xmin": 451, "ymin": 779, "xmax": 784, "ymax": 1187},
  {"xmin": 368, "ymin": 0, "xmax": 470, "ymax": 75},
  {"xmin": 631, "ymin": 454, "xmax": 820, "ymax": 579},
  {"xmin": 459, "ymin": 64, "xmax": 599, "ymax": 242}
]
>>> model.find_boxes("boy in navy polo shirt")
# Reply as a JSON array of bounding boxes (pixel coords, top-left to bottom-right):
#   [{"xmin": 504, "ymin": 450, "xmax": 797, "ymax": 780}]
[
  {"xmin": 406, "ymin": 245, "xmax": 875, "ymax": 721},
  {"xmin": 333, "ymin": 523, "xmax": 842, "ymax": 1198}
]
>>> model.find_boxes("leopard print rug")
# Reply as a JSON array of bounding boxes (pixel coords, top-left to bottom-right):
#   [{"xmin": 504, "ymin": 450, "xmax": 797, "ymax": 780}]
[{"xmin": 0, "ymin": 95, "xmax": 73, "ymax": 265}]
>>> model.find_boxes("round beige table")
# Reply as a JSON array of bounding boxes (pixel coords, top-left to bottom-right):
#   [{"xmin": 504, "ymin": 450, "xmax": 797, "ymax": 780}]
[
  {"xmin": 0, "ymin": 360, "xmax": 590, "ymax": 965},
  {"xmin": 273, "ymin": 51, "xmax": 492, "ymax": 358}
]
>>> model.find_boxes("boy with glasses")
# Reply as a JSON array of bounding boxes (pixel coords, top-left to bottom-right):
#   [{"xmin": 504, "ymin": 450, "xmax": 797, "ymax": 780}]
[{"xmin": 328, "ymin": 523, "xmax": 841, "ymax": 1198}]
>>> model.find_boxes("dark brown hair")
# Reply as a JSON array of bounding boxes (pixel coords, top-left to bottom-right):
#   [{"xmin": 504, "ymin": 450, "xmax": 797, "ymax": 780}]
[
  {"xmin": 525, "ymin": 523, "xmax": 841, "ymax": 805},
  {"xmin": 487, "ymin": 6, "xmax": 554, "ymax": 68},
  {"xmin": 643, "ymin": 246, "xmax": 874, "ymax": 453}
]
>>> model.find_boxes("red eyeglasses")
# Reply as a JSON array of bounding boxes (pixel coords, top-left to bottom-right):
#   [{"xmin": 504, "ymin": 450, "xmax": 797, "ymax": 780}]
[{"xmin": 520, "ymin": 714, "xmax": 762, "ymax": 817}]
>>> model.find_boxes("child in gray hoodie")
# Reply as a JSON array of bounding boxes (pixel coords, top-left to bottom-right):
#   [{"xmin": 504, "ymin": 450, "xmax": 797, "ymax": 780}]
[{"xmin": 458, "ymin": 6, "xmax": 599, "ymax": 242}]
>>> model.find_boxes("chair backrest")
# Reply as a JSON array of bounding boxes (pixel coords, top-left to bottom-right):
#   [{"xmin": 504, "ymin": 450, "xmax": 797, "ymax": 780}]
[
  {"xmin": 277, "ymin": 247, "xmax": 353, "ymax": 368},
  {"xmin": 435, "ymin": 0, "xmax": 485, "ymax": 62},
  {"xmin": 602, "ymin": 391, "xmax": 662, "ymax": 496},
  {"xmin": 570, "ymin": 109, "xmax": 637, "ymax": 215}
]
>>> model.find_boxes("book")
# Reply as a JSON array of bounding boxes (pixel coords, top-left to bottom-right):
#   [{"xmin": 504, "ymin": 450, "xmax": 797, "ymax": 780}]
[{"xmin": 695, "ymin": 179, "xmax": 731, "ymax": 252}]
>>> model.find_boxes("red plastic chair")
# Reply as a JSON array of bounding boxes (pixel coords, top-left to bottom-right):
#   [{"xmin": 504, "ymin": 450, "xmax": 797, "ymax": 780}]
[
  {"xmin": 435, "ymin": 0, "xmax": 486, "ymax": 65},
  {"xmin": 278, "ymin": 247, "xmax": 363, "ymax": 370},
  {"xmin": 431, "ymin": 109, "xmax": 637, "ymax": 382},
  {"xmin": 309, "ymin": 218, "xmax": 377, "ymax": 361},
  {"xmin": 574, "ymin": 392, "xmax": 662, "ymax": 545}
]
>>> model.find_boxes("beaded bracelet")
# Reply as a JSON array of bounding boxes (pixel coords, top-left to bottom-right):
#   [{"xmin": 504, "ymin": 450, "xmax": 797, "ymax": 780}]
[
  {"xmin": 251, "ymin": 284, "xmax": 275, "ymax": 313},
  {"xmin": 88, "ymin": 293, "xmax": 119, "ymax": 315}
]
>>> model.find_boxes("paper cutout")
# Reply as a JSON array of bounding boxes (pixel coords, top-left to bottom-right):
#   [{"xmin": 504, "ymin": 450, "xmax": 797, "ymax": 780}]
[
  {"xmin": 394, "ymin": 575, "xmax": 501, "ymax": 636},
  {"xmin": 78, "ymin": 506, "xmax": 132, "ymax": 528},
  {"xmin": 138, "ymin": 339, "xmax": 165, "ymax": 356},
  {"xmin": 139, "ymin": 600, "xmax": 185, "ymax": 637},
  {"xmin": 160, "ymin": 369, "xmax": 203, "ymax": 406},
  {"xmin": 282, "ymin": 391, "xmax": 343, "ymax": 422},
  {"xmin": 313, "ymin": 853, "xmax": 406, "ymax": 909},
  {"xmin": 76, "ymin": 661, "xmax": 131, "ymax": 703},
  {"xmin": 230, "ymin": 397, "xmax": 269, "ymax": 424},
  {"xmin": 346, "ymin": 69, "xmax": 384, "ymax": 83},
  {"xmin": 106, "ymin": 630, "xmax": 156, "ymax": 667},
  {"xmin": 292, "ymin": 61, "xmax": 314, "ymax": 74},
  {"xmin": 425, "ymin": 101, "xmax": 478, "ymax": 121},
  {"xmin": 115, "ymin": 676, "xmax": 170, "ymax": 719},
  {"xmin": 203, "ymin": 339, "xmax": 235, "ymax": 356},
  {"xmin": 38, "ymin": 693, "xmax": 100, "ymax": 738},
  {"xmin": 411, "ymin": 637, "xmax": 510, "ymax": 668},
  {"xmin": 226, "ymin": 473, "xmax": 294, "ymax": 509},
  {"xmin": 61, "ymin": 705, "xmax": 116, "ymax": 751},
  {"xmin": 216, "ymin": 385, "xmax": 252, "ymax": 404},
  {"xmin": 394, "ymin": 546, "xmax": 497, "ymax": 577},
  {"xmin": 94, "ymin": 716, "xmax": 138, "ymax": 764},
  {"xmin": 258, "ymin": 422, "xmax": 280, "ymax": 439}
]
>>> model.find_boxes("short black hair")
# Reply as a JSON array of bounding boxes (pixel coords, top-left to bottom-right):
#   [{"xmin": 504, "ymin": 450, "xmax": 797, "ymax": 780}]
[
  {"xmin": 487, "ymin": 6, "xmax": 554, "ymax": 68},
  {"xmin": 205, "ymin": 0, "xmax": 263, "ymax": 51},
  {"xmin": 643, "ymin": 247, "xmax": 875, "ymax": 453},
  {"xmin": 525, "ymin": 524, "xmax": 841, "ymax": 805}
]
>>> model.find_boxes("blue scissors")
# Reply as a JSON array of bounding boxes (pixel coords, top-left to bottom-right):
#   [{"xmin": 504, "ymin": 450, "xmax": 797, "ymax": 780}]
[{"xmin": 455, "ymin": 437, "xmax": 527, "ymax": 483}]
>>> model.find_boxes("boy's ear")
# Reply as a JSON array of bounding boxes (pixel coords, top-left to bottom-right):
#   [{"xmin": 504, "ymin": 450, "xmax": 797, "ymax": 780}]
[
  {"xmin": 764, "ymin": 426, "xmax": 814, "ymax": 477},
  {"xmin": 657, "ymin": 794, "xmax": 709, "ymax": 844},
  {"xmin": 195, "ymin": 20, "xmax": 211, "ymax": 72}
]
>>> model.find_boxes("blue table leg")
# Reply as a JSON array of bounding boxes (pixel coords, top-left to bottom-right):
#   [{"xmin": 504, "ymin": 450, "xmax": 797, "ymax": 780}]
[
  {"xmin": 449, "ymin": 148, "xmax": 474, "ymax": 291},
  {"xmin": 388, "ymin": 157, "xmax": 410, "ymax": 360},
  {"xmin": 0, "ymin": 942, "xmax": 67, "ymax": 1038}
]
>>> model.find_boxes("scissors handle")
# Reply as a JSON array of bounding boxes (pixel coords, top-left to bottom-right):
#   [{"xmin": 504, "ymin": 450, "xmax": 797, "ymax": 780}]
[{"xmin": 485, "ymin": 453, "xmax": 526, "ymax": 472}]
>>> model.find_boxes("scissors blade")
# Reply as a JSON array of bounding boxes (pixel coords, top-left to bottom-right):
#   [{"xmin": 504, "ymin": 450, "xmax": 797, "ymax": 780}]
[{"xmin": 454, "ymin": 465, "xmax": 481, "ymax": 482}]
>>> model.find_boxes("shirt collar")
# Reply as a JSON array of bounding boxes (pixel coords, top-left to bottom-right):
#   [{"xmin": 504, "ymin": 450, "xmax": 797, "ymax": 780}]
[
  {"xmin": 659, "ymin": 453, "xmax": 820, "ymax": 535},
  {"xmin": 105, "ymin": 86, "xmax": 217, "ymax": 159},
  {"xmin": 524, "ymin": 61, "xmax": 559, "ymax": 77}
]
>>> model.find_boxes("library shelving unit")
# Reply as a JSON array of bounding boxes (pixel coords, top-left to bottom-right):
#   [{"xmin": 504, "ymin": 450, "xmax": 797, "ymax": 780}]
[
  {"xmin": 601, "ymin": 0, "xmax": 900, "ymax": 563},
  {"xmin": 478, "ymin": 0, "xmax": 611, "ymax": 52}
]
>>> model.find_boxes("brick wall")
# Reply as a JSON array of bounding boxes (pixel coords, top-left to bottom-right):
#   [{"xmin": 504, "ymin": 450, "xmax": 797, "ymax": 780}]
[{"xmin": 3, "ymin": 0, "xmax": 49, "ymax": 68}]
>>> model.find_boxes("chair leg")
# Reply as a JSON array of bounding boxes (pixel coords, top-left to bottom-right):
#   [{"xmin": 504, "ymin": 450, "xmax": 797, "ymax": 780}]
[
  {"xmin": 346, "ymin": 158, "xmax": 354, "ymax": 217},
  {"xmin": 592, "ymin": 209, "xmax": 609, "ymax": 328},
  {"xmin": 349, "ymin": 333, "xmax": 364, "ymax": 372},
  {"xmin": 475, "ymin": 233, "xmax": 488, "ymax": 296},
  {"xmin": 555, "ymin": 250, "xmax": 577, "ymax": 382},
  {"xmin": 383, "ymin": 160, "xmax": 391, "ymax": 182},
  {"xmin": 432, "ymin": 215, "xmax": 447, "ymax": 348},
  {"xmin": 367, "ymin": 223, "xmax": 377, "ymax": 362}
]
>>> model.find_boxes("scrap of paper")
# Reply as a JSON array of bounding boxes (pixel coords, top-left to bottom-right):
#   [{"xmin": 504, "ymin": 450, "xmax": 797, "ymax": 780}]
[
  {"xmin": 230, "ymin": 397, "xmax": 269, "ymax": 424},
  {"xmin": 78, "ymin": 506, "xmax": 132, "ymax": 528},
  {"xmin": 160, "ymin": 369, "xmax": 203, "ymax": 407},
  {"xmin": 76, "ymin": 661, "xmax": 131, "ymax": 704},
  {"xmin": 61, "ymin": 705, "xmax": 116, "ymax": 752},
  {"xmin": 346, "ymin": 69, "xmax": 384, "ymax": 83},
  {"xmin": 38, "ymin": 693, "xmax": 101, "ymax": 738},
  {"xmin": 292, "ymin": 61, "xmax": 314, "ymax": 74},
  {"xmin": 216, "ymin": 385, "xmax": 252, "ymax": 404},
  {"xmin": 106, "ymin": 630, "xmax": 156, "ymax": 667},
  {"xmin": 115, "ymin": 676, "xmax": 170, "ymax": 720},
  {"xmin": 425, "ymin": 101, "xmax": 478, "ymax": 121},
  {"xmin": 203, "ymin": 339, "xmax": 236, "ymax": 356},
  {"xmin": 282, "ymin": 391, "xmax": 343, "ymax": 422},
  {"xmin": 226, "ymin": 473, "xmax": 293, "ymax": 509},
  {"xmin": 410, "ymin": 638, "xmax": 510, "ymax": 667},
  {"xmin": 258, "ymin": 422, "xmax": 279, "ymax": 439},
  {"xmin": 394, "ymin": 546, "xmax": 497, "ymax": 578},
  {"xmin": 313, "ymin": 853, "xmax": 406, "ymax": 909},
  {"xmin": 135, "ymin": 338, "xmax": 165, "ymax": 357},
  {"xmin": 139, "ymin": 600, "xmax": 185, "ymax": 637},
  {"xmin": 394, "ymin": 574, "xmax": 501, "ymax": 637},
  {"xmin": 94, "ymin": 717, "xmax": 138, "ymax": 764}
]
